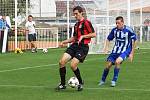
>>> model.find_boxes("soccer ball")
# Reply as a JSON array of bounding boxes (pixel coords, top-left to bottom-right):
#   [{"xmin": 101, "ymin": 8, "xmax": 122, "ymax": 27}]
[
  {"xmin": 42, "ymin": 48, "xmax": 48, "ymax": 53},
  {"xmin": 68, "ymin": 77, "xmax": 79, "ymax": 88}
]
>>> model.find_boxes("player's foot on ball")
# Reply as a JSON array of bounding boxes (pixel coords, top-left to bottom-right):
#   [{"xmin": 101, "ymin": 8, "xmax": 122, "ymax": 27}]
[
  {"xmin": 55, "ymin": 83, "xmax": 66, "ymax": 91},
  {"xmin": 77, "ymin": 84, "xmax": 83, "ymax": 91}
]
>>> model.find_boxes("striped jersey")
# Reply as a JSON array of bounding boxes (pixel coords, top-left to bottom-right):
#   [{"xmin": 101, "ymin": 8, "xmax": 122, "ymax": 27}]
[
  {"xmin": 73, "ymin": 19, "xmax": 95, "ymax": 44},
  {"xmin": 107, "ymin": 25, "xmax": 137, "ymax": 54}
]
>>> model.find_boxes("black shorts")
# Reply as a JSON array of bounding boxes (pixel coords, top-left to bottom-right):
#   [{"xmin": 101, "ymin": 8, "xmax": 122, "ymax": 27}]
[
  {"xmin": 28, "ymin": 33, "xmax": 36, "ymax": 42},
  {"xmin": 65, "ymin": 43, "xmax": 89, "ymax": 63}
]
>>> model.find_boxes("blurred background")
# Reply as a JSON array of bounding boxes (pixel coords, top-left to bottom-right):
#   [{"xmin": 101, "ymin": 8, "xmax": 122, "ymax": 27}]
[{"xmin": 0, "ymin": 0, "xmax": 149, "ymax": 54}]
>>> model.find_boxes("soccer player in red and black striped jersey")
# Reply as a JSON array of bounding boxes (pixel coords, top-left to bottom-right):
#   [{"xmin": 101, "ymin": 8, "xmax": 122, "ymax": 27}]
[{"xmin": 55, "ymin": 6, "xmax": 96, "ymax": 91}]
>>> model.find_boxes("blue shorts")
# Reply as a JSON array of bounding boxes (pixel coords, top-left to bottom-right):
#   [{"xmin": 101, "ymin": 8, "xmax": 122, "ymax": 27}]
[{"xmin": 107, "ymin": 51, "xmax": 130, "ymax": 65}]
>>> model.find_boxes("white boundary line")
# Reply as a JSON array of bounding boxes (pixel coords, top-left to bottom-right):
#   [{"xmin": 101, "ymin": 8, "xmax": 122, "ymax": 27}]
[
  {"xmin": 0, "ymin": 57, "xmax": 105, "ymax": 73},
  {"xmin": 0, "ymin": 84, "xmax": 45, "ymax": 88},
  {"xmin": 135, "ymin": 52, "xmax": 149, "ymax": 54},
  {"xmin": 0, "ymin": 84, "xmax": 150, "ymax": 92},
  {"xmin": 0, "ymin": 51, "xmax": 149, "ymax": 73},
  {"xmin": 0, "ymin": 53, "xmax": 150, "ymax": 92},
  {"xmin": 0, "ymin": 54, "xmax": 150, "ymax": 73},
  {"xmin": 86, "ymin": 87, "xmax": 150, "ymax": 92},
  {"xmin": 0, "ymin": 64, "xmax": 58, "ymax": 73}
]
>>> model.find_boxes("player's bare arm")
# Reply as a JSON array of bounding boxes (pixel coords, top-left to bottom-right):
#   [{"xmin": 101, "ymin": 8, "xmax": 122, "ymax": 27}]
[
  {"xmin": 59, "ymin": 37, "xmax": 76, "ymax": 47},
  {"xmin": 129, "ymin": 40, "xmax": 137, "ymax": 62},
  {"xmin": 103, "ymin": 39, "xmax": 110, "ymax": 54}
]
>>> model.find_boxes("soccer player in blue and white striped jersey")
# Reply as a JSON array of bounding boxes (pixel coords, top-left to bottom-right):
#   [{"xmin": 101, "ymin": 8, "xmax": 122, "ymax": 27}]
[{"xmin": 99, "ymin": 16, "xmax": 137, "ymax": 87}]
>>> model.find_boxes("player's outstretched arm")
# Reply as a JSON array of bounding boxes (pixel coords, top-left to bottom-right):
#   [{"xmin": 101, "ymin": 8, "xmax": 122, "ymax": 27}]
[
  {"xmin": 129, "ymin": 40, "xmax": 137, "ymax": 62},
  {"xmin": 102, "ymin": 39, "xmax": 110, "ymax": 54},
  {"xmin": 59, "ymin": 37, "xmax": 76, "ymax": 47}
]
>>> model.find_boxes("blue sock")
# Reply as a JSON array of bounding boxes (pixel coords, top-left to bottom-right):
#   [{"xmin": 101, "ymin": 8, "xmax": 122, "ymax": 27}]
[
  {"xmin": 101, "ymin": 68, "xmax": 109, "ymax": 82},
  {"xmin": 112, "ymin": 67, "xmax": 120, "ymax": 82}
]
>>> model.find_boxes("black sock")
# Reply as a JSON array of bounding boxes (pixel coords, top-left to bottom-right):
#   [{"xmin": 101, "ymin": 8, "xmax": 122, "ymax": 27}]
[
  {"xmin": 73, "ymin": 68, "xmax": 83, "ymax": 84},
  {"xmin": 59, "ymin": 67, "xmax": 66, "ymax": 85}
]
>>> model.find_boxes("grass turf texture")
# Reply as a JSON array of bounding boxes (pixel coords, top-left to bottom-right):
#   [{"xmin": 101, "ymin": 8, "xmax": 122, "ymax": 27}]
[{"xmin": 0, "ymin": 48, "xmax": 150, "ymax": 100}]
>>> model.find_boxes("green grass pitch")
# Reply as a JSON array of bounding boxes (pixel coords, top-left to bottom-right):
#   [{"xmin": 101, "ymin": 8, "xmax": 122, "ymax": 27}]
[{"xmin": 0, "ymin": 48, "xmax": 150, "ymax": 100}]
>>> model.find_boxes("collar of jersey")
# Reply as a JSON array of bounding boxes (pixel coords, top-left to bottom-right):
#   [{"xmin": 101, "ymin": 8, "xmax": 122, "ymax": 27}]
[
  {"xmin": 79, "ymin": 18, "xmax": 84, "ymax": 22},
  {"xmin": 117, "ymin": 25, "xmax": 126, "ymax": 31}
]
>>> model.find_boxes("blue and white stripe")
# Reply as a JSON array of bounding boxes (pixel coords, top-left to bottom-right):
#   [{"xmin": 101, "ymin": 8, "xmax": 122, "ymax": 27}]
[{"xmin": 108, "ymin": 25, "xmax": 137, "ymax": 54}]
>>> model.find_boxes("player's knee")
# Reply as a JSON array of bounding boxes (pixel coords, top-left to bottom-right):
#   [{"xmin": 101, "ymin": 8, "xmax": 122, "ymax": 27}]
[
  {"xmin": 115, "ymin": 57, "xmax": 123, "ymax": 65},
  {"xmin": 70, "ymin": 58, "xmax": 79, "ymax": 69},
  {"xmin": 70, "ymin": 62, "xmax": 78, "ymax": 70},
  {"xmin": 59, "ymin": 60, "xmax": 66, "ymax": 67},
  {"xmin": 115, "ymin": 60, "xmax": 121, "ymax": 65},
  {"xmin": 70, "ymin": 63, "xmax": 76, "ymax": 68},
  {"xmin": 106, "ymin": 65, "xmax": 111, "ymax": 69},
  {"xmin": 106, "ymin": 62, "xmax": 112, "ymax": 69},
  {"xmin": 71, "ymin": 66, "xmax": 77, "ymax": 71}
]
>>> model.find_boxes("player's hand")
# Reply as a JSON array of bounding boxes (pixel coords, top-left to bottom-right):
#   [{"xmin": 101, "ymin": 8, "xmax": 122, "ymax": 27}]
[
  {"xmin": 78, "ymin": 35, "xmax": 84, "ymax": 45},
  {"xmin": 102, "ymin": 47, "xmax": 109, "ymax": 54},
  {"xmin": 128, "ymin": 53, "xmax": 134, "ymax": 62},
  {"xmin": 59, "ymin": 42, "xmax": 65, "ymax": 48}
]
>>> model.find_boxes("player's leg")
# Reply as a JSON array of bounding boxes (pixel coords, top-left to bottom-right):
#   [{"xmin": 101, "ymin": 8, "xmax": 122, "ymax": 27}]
[
  {"xmin": 70, "ymin": 58, "xmax": 83, "ymax": 91},
  {"xmin": 33, "ymin": 33, "xmax": 37, "ymax": 52},
  {"xmin": 56, "ymin": 53, "xmax": 72, "ymax": 90},
  {"xmin": 31, "ymin": 42, "xmax": 35, "ymax": 53},
  {"xmin": 71, "ymin": 45, "xmax": 89, "ymax": 91},
  {"xmin": 99, "ymin": 53, "xmax": 117, "ymax": 85},
  {"xmin": 31, "ymin": 33, "xmax": 37, "ymax": 52},
  {"xmin": 28, "ymin": 34, "xmax": 32, "ymax": 52},
  {"xmin": 31, "ymin": 41, "xmax": 37, "ymax": 52},
  {"xmin": 111, "ymin": 53, "xmax": 127, "ymax": 87},
  {"xmin": 99, "ymin": 61, "xmax": 113, "ymax": 85},
  {"xmin": 28, "ymin": 34, "xmax": 35, "ymax": 52},
  {"xmin": 70, "ymin": 57, "xmax": 83, "ymax": 83}
]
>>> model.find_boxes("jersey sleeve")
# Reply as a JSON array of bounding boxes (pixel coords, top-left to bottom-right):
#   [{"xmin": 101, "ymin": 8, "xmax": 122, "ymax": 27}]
[
  {"xmin": 107, "ymin": 29, "xmax": 115, "ymax": 41},
  {"xmin": 127, "ymin": 26, "xmax": 137, "ymax": 41},
  {"xmin": 25, "ymin": 22, "xmax": 28, "ymax": 28},
  {"xmin": 130, "ymin": 32, "xmax": 137, "ymax": 41},
  {"xmin": 84, "ymin": 20, "xmax": 95, "ymax": 33}
]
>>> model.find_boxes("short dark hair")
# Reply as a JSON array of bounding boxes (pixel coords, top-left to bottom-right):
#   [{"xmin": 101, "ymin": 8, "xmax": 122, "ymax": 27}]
[
  {"xmin": 73, "ymin": 6, "xmax": 83, "ymax": 13},
  {"xmin": 116, "ymin": 16, "xmax": 124, "ymax": 22},
  {"xmin": 28, "ymin": 15, "xmax": 33, "ymax": 18}
]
